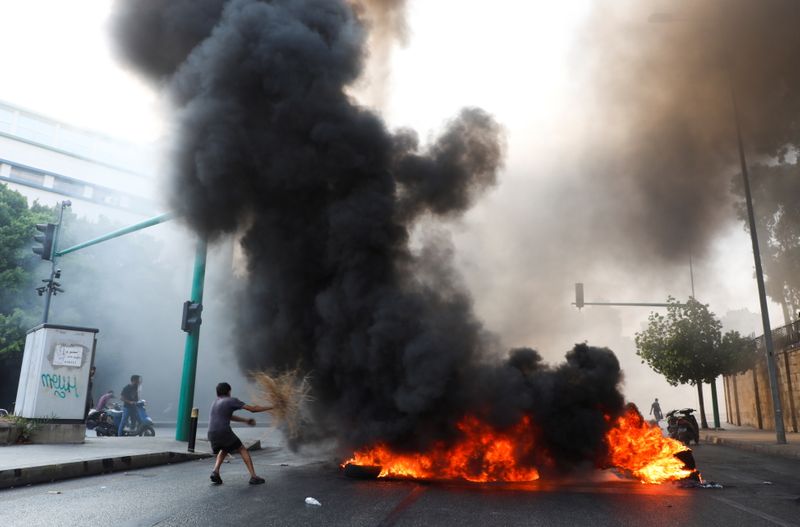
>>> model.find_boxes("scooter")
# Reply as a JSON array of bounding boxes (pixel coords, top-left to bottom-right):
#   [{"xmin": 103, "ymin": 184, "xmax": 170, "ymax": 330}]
[
  {"xmin": 666, "ymin": 408, "xmax": 700, "ymax": 446},
  {"xmin": 86, "ymin": 407, "xmax": 111, "ymax": 434},
  {"xmin": 89, "ymin": 401, "xmax": 155, "ymax": 437}
]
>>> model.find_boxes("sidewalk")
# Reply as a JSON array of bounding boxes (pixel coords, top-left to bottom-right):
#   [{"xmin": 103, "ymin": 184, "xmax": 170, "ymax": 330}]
[
  {"xmin": 701, "ymin": 423, "xmax": 800, "ymax": 460},
  {"xmin": 0, "ymin": 426, "xmax": 282, "ymax": 490}
]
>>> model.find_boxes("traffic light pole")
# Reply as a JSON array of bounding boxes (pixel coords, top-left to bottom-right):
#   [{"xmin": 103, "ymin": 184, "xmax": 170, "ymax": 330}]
[
  {"xmin": 176, "ymin": 238, "xmax": 207, "ymax": 441},
  {"xmin": 55, "ymin": 212, "xmax": 175, "ymax": 257},
  {"xmin": 572, "ymin": 283, "xmax": 686, "ymax": 309},
  {"xmin": 46, "ymin": 210, "xmax": 208, "ymax": 442},
  {"xmin": 41, "ymin": 201, "xmax": 71, "ymax": 323}
]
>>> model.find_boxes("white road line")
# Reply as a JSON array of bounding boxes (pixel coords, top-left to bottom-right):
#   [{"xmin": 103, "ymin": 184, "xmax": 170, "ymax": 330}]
[{"xmin": 712, "ymin": 495, "xmax": 799, "ymax": 527}]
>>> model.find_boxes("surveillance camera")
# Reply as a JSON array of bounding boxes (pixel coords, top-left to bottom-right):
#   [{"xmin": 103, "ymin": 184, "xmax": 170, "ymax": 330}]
[{"xmin": 63, "ymin": 200, "xmax": 72, "ymax": 207}]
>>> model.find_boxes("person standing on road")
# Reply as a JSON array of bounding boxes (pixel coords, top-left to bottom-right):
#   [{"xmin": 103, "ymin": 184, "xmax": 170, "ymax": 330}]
[
  {"xmin": 208, "ymin": 382, "xmax": 273, "ymax": 485},
  {"xmin": 119, "ymin": 375, "xmax": 142, "ymax": 436},
  {"xmin": 650, "ymin": 398, "xmax": 663, "ymax": 421}
]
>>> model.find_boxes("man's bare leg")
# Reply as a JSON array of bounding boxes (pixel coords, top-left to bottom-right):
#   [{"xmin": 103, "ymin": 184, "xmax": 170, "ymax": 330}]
[
  {"xmin": 238, "ymin": 446, "xmax": 258, "ymax": 478},
  {"xmin": 213, "ymin": 451, "xmax": 226, "ymax": 474}
]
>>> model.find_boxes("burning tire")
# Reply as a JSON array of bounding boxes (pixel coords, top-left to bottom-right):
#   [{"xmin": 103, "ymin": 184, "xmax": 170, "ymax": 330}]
[
  {"xmin": 343, "ymin": 463, "xmax": 382, "ymax": 480},
  {"xmin": 674, "ymin": 449, "xmax": 700, "ymax": 481}
]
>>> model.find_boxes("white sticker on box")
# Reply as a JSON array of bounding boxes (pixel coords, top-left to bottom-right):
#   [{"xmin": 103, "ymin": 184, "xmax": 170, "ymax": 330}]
[{"xmin": 52, "ymin": 344, "xmax": 84, "ymax": 367}]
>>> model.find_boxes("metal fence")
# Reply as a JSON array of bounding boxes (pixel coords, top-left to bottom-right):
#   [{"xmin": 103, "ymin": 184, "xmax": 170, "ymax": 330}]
[{"xmin": 754, "ymin": 321, "xmax": 800, "ymax": 353}]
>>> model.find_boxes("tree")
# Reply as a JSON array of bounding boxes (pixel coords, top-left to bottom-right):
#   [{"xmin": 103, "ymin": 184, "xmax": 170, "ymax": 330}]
[
  {"xmin": 635, "ymin": 297, "xmax": 757, "ymax": 428},
  {"xmin": 0, "ymin": 184, "xmax": 55, "ymax": 408},
  {"xmin": 732, "ymin": 162, "xmax": 800, "ymax": 325},
  {"xmin": 0, "ymin": 185, "xmax": 189, "ymax": 411},
  {"xmin": 0, "ymin": 184, "xmax": 52, "ymax": 354}
]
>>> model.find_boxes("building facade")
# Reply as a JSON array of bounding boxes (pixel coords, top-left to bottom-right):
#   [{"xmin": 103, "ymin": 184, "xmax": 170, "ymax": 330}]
[{"xmin": 0, "ymin": 99, "xmax": 161, "ymax": 222}]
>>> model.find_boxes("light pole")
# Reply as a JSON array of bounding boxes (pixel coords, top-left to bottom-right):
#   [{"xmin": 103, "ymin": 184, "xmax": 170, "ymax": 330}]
[
  {"xmin": 729, "ymin": 82, "xmax": 786, "ymax": 443},
  {"xmin": 650, "ymin": 11, "xmax": 786, "ymax": 443}
]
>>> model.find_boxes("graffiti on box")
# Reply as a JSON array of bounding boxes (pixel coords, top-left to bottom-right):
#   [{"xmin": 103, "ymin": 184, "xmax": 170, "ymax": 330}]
[{"xmin": 41, "ymin": 373, "xmax": 80, "ymax": 399}]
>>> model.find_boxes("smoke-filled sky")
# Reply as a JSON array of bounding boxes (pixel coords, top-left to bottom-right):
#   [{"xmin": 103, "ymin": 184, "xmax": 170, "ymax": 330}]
[{"xmin": 1, "ymin": 0, "xmax": 791, "ymax": 419}]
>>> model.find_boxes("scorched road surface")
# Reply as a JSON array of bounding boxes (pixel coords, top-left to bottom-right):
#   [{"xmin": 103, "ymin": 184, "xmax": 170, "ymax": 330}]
[{"xmin": 1, "ymin": 443, "xmax": 798, "ymax": 527}]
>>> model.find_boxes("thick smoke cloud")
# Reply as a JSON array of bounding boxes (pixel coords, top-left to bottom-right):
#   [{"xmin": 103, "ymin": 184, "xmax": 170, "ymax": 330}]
[
  {"xmin": 573, "ymin": 0, "xmax": 800, "ymax": 263},
  {"xmin": 112, "ymin": 0, "xmax": 627, "ymax": 472},
  {"xmin": 455, "ymin": 0, "xmax": 800, "ymax": 384}
]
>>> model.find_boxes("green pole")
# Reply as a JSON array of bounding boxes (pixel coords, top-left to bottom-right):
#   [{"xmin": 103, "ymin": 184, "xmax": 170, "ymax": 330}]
[
  {"xmin": 176, "ymin": 238, "xmax": 207, "ymax": 441},
  {"xmin": 711, "ymin": 377, "xmax": 721, "ymax": 429},
  {"xmin": 56, "ymin": 212, "xmax": 175, "ymax": 257}
]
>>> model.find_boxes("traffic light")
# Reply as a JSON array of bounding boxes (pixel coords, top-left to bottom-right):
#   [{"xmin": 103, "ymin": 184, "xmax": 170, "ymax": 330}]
[
  {"xmin": 32, "ymin": 223, "xmax": 56, "ymax": 260},
  {"xmin": 181, "ymin": 301, "xmax": 203, "ymax": 332},
  {"xmin": 575, "ymin": 283, "xmax": 584, "ymax": 309}
]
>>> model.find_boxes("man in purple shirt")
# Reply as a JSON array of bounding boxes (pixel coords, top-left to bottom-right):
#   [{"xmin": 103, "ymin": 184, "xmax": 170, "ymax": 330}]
[
  {"xmin": 95, "ymin": 390, "xmax": 114, "ymax": 411},
  {"xmin": 208, "ymin": 382, "xmax": 272, "ymax": 485}
]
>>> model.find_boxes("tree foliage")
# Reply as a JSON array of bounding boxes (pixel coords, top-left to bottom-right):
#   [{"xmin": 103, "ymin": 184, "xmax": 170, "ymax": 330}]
[
  {"xmin": 0, "ymin": 183, "xmax": 192, "ymax": 413},
  {"xmin": 635, "ymin": 297, "xmax": 757, "ymax": 387},
  {"xmin": 732, "ymin": 162, "xmax": 800, "ymax": 323},
  {"xmin": 0, "ymin": 184, "xmax": 52, "ymax": 356}
]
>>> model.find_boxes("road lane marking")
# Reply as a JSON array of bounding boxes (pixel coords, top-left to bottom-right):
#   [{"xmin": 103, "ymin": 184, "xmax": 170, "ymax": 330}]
[
  {"xmin": 377, "ymin": 485, "xmax": 426, "ymax": 527},
  {"xmin": 712, "ymin": 495, "xmax": 799, "ymax": 527}
]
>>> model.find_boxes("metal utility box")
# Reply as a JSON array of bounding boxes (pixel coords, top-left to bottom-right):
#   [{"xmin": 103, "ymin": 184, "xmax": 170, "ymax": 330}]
[{"xmin": 15, "ymin": 324, "xmax": 98, "ymax": 422}]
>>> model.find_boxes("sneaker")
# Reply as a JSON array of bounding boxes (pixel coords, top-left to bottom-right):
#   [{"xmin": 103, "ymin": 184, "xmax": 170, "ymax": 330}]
[
  {"xmin": 210, "ymin": 471, "xmax": 223, "ymax": 485},
  {"xmin": 249, "ymin": 476, "xmax": 266, "ymax": 485}
]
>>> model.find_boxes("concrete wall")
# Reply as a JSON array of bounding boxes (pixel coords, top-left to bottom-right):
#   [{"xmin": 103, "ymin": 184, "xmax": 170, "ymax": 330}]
[{"xmin": 724, "ymin": 344, "xmax": 800, "ymax": 433}]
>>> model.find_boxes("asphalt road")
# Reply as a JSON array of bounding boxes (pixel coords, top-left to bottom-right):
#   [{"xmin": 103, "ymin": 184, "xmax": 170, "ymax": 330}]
[{"xmin": 1, "ymin": 443, "xmax": 798, "ymax": 527}]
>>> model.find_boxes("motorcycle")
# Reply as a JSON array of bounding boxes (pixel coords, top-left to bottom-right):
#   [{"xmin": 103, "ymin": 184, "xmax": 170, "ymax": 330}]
[
  {"xmin": 666, "ymin": 408, "xmax": 700, "ymax": 446},
  {"xmin": 88, "ymin": 400, "xmax": 155, "ymax": 437}
]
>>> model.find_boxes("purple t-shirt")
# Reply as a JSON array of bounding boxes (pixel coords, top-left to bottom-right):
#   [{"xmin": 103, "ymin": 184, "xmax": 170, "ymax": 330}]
[
  {"xmin": 95, "ymin": 393, "xmax": 114, "ymax": 410},
  {"xmin": 208, "ymin": 396, "xmax": 245, "ymax": 434}
]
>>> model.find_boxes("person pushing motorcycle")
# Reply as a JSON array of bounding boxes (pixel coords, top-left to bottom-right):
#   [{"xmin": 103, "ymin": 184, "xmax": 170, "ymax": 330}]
[{"xmin": 119, "ymin": 375, "xmax": 142, "ymax": 436}]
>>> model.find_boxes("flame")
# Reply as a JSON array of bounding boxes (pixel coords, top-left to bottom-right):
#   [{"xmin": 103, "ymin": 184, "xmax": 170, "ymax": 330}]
[
  {"xmin": 344, "ymin": 408, "xmax": 696, "ymax": 485},
  {"xmin": 343, "ymin": 415, "xmax": 540, "ymax": 482},
  {"xmin": 605, "ymin": 407, "xmax": 695, "ymax": 484}
]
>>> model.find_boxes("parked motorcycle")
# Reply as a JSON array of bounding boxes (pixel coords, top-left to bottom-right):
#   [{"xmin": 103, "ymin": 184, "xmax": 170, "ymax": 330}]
[
  {"xmin": 666, "ymin": 408, "xmax": 700, "ymax": 445},
  {"xmin": 88, "ymin": 400, "xmax": 155, "ymax": 437}
]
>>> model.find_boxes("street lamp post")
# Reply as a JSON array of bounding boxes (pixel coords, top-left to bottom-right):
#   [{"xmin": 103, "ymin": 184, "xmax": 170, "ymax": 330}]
[
  {"xmin": 729, "ymin": 82, "xmax": 786, "ymax": 443},
  {"xmin": 650, "ymin": 11, "xmax": 787, "ymax": 443}
]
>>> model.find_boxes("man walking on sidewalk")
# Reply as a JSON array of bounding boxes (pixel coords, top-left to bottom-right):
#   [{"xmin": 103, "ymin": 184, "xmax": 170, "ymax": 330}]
[
  {"xmin": 650, "ymin": 398, "xmax": 663, "ymax": 421},
  {"xmin": 208, "ymin": 382, "xmax": 273, "ymax": 485}
]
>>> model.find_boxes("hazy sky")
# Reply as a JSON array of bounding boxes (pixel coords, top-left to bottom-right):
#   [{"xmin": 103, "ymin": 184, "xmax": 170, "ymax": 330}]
[{"xmin": 0, "ymin": 0, "xmax": 776, "ymax": 415}]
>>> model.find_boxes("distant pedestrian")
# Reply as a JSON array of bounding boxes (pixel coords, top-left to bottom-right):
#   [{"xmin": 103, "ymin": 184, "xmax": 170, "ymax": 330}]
[
  {"xmin": 208, "ymin": 382, "xmax": 273, "ymax": 485},
  {"xmin": 119, "ymin": 375, "xmax": 142, "ymax": 436},
  {"xmin": 650, "ymin": 398, "xmax": 663, "ymax": 421},
  {"xmin": 96, "ymin": 390, "xmax": 114, "ymax": 411}
]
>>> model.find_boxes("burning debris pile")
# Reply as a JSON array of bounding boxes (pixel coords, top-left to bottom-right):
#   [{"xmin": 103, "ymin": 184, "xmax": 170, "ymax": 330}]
[
  {"xmin": 112, "ymin": 0, "xmax": 703, "ymax": 485},
  {"xmin": 344, "ymin": 405, "xmax": 697, "ymax": 485}
]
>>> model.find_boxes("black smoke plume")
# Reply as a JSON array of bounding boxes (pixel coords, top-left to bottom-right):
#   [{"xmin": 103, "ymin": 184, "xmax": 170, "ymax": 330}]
[{"xmin": 111, "ymin": 0, "xmax": 627, "ymax": 472}]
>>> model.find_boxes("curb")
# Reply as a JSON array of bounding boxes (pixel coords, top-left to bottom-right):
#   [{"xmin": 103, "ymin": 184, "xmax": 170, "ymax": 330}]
[
  {"xmin": 0, "ymin": 451, "xmax": 211, "ymax": 490},
  {"xmin": 703, "ymin": 434, "xmax": 800, "ymax": 461},
  {"xmin": 0, "ymin": 440, "xmax": 262, "ymax": 490}
]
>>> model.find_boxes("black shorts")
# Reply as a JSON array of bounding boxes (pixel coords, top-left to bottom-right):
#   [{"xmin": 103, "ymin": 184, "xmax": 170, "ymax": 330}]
[{"xmin": 208, "ymin": 429, "xmax": 243, "ymax": 454}]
